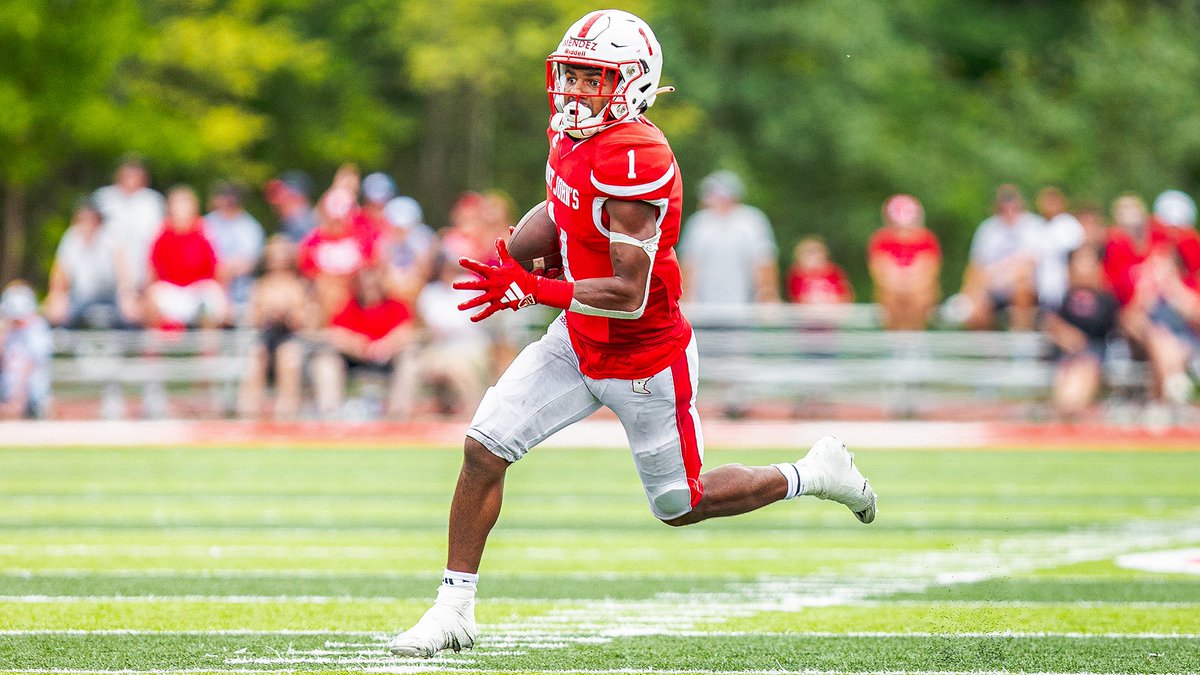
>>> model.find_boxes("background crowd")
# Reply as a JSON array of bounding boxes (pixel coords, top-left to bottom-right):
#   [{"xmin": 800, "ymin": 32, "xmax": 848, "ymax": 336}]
[{"xmin": 1, "ymin": 155, "xmax": 1199, "ymax": 423}]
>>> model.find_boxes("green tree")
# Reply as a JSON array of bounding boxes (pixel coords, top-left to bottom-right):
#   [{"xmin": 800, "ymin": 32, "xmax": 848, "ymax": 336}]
[{"xmin": 0, "ymin": 0, "xmax": 140, "ymax": 283}]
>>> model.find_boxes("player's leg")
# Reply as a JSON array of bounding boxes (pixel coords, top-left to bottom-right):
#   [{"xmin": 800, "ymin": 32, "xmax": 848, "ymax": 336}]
[
  {"xmin": 605, "ymin": 334, "xmax": 875, "ymax": 526},
  {"xmin": 445, "ymin": 437, "xmax": 510, "ymax": 575},
  {"xmin": 389, "ymin": 317, "xmax": 602, "ymax": 657},
  {"xmin": 671, "ymin": 435, "xmax": 875, "ymax": 526}
]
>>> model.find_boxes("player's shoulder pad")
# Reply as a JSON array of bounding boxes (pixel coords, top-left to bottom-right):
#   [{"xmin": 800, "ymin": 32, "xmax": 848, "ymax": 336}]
[{"xmin": 591, "ymin": 121, "xmax": 676, "ymax": 200}]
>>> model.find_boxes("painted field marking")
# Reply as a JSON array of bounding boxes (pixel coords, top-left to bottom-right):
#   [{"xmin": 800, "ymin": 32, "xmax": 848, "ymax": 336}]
[
  {"xmin": 1116, "ymin": 548, "xmax": 1200, "ymax": 575},
  {"xmin": 2, "ymin": 629, "xmax": 1198, "ymax": 639},
  {"xmin": 2, "ymin": 662, "xmax": 1190, "ymax": 667}
]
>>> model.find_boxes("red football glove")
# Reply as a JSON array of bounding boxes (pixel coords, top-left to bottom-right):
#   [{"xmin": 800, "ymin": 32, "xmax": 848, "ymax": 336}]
[{"xmin": 453, "ymin": 238, "xmax": 574, "ymax": 322}]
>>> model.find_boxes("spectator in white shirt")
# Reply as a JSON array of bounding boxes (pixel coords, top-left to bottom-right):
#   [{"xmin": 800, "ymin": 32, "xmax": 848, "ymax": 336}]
[
  {"xmin": 413, "ymin": 251, "xmax": 491, "ymax": 416},
  {"xmin": 204, "ymin": 181, "xmax": 265, "ymax": 322},
  {"xmin": 1032, "ymin": 186, "xmax": 1085, "ymax": 310},
  {"xmin": 1, "ymin": 282, "xmax": 52, "ymax": 419},
  {"xmin": 958, "ymin": 184, "xmax": 1041, "ymax": 330},
  {"xmin": 92, "ymin": 156, "xmax": 165, "ymax": 290},
  {"xmin": 44, "ymin": 199, "xmax": 138, "ymax": 328},
  {"xmin": 679, "ymin": 170, "xmax": 779, "ymax": 305}
]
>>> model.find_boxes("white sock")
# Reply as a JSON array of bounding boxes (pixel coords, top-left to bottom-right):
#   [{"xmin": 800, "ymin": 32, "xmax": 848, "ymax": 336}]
[
  {"xmin": 437, "ymin": 569, "xmax": 477, "ymax": 604},
  {"xmin": 772, "ymin": 462, "xmax": 803, "ymax": 500},
  {"xmin": 442, "ymin": 568, "xmax": 477, "ymax": 590}
]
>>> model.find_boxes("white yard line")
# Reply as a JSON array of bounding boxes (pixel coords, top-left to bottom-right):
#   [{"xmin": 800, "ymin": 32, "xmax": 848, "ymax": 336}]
[
  {"xmin": 4, "ymin": 662, "xmax": 1190, "ymax": 667},
  {"xmin": 1, "ymin": 629, "xmax": 1195, "ymax": 639},
  {"xmin": 0, "ymin": 568, "xmax": 740, "ymax": 579},
  {"xmin": 0, "ymin": 594, "xmax": 404, "ymax": 604}
]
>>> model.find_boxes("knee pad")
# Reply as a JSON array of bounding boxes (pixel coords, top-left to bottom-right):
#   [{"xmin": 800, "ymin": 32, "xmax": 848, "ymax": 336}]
[{"xmin": 647, "ymin": 481, "xmax": 693, "ymax": 521}]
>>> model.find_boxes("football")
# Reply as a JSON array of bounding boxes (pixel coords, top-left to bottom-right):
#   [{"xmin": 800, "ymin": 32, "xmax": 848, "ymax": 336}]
[{"xmin": 508, "ymin": 201, "xmax": 563, "ymax": 273}]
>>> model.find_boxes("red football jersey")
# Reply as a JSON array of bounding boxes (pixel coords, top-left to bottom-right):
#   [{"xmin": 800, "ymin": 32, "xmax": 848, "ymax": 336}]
[
  {"xmin": 868, "ymin": 226, "xmax": 941, "ymax": 267},
  {"xmin": 297, "ymin": 227, "xmax": 376, "ymax": 278},
  {"xmin": 331, "ymin": 296, "xmax": 412, "ymax": 342},
  {"xmin": 787, "ymin": 263, "xmax": 853, "ymax": 304},
  {"xmin": 545, "ymin": 117, "xmax": 690, "ymax": 380},
  {"xmin": 1103, "ymin": 224, "xmax": 1178, "ymax": 305},
  {"xmin": 150, "ymin": 220, "xmax": 217, "ymax": 286}
]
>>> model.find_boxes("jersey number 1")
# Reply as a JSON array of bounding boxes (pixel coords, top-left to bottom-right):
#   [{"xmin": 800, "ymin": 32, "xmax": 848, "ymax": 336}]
[{"xmin": 627, "ymin": 149, "xmax": 637, "ymax": 179}]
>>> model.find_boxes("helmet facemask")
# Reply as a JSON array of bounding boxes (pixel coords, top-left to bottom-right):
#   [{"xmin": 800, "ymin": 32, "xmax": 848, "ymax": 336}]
[{"xmin": 547, "ymin": 58, "xmax": 648, "ymax": 139}]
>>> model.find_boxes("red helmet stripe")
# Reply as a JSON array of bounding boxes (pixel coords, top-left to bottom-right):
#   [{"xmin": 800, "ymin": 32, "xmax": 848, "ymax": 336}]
[
  {"xmin": 576, "ymin": 11, "xmax": 605, "ymax": 38},
  {"xmin": 638, "ymin": 27, "xmax": 654, "ymax": 55}
]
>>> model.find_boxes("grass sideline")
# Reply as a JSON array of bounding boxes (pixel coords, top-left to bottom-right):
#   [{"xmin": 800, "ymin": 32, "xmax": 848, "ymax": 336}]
[{"xmin": 0, "ymin": 444, "xmax": 1198, "ymax": 674}]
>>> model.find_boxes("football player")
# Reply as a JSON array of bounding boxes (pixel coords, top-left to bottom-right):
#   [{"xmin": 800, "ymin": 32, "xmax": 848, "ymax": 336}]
[{"xmin": 388, "ymin": 9, "xmax": 877, "ymax": 658}]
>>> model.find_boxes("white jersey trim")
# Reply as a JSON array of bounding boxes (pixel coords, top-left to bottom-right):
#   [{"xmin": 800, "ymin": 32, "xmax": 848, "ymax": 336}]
[
  {"xmin": 567, "ymin": 197, "xmax": 667, "ymax": 320},
  {"xmin": 591, "ymin": 162, "xmax": 675, "ymax": 198}
]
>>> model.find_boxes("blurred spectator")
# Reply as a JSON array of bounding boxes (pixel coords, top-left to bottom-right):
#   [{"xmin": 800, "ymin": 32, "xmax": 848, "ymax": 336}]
[
  {"xmin": 204, "ymin": 181, "xmax": 265, "ymax": 322},
  {"xmin": 0, "ymin": 282, "xmax": 52, "ymax": 419},
  {"xmin": 442, "ymin": 192, "xmax": 493, "ymax": 263},
  {"xmin": 1103, "ymin": 193, "xmax": 1163, "ymax": 306},
  {"xmin": 867, "ymin": 194, "xmax": 941, "ymax": 330},
  {"xmin": 331, "ymin": 163, "xmax": 362, "ymax": 199},
  {"xmin": 380, "ymin": 196, "xmax": 437, "ymax": 302},
  {"xmin": 956, "ymin": 184, "xmax": 1040, "ymax": 330},
  {"xmin": 480, "ymin": 191, "xmax": 517, "ymax": 260},
  {"xmin": 92, "ymin": 156, "xmax": 165, "ymax": 289},
  {"xmin": 414, "ymin": 252, "xmax": 490, "ymax": 416},
  {"xmin": 1152, "ymin": 190, "xmax": 1200, "ymax": 287},
  {"xmin": 1128, "ymin": 248, "xmax": 1200, "ymax": 405},
  {"xmin": 680, "ymin": 170, "xmax": 779, "ymax": 304},
  {"xmin": 1106, "ymin": 193, "xmax": 1200, "ymax": 405},
  {"xmin": 312, "ymin": 266, "xmax": 417, "ymax": 419},
  {"xmin": 264, "ymin": 171, "xmax": 317, "ymax": 243},
  {"xmin": 786, "ymin": 236, "xmax": 853, "ymax": 304},
  {"xmin": 298, "ymin": 188, "xmax": 379, "ymax": 322},
  {"xmin": 237, "ymin": 236, "xmax": 312, "ymax": 420},
  {"xmin": 1074, "ymin": 204, "xmax": 1109, "ymax": 254},
  {"xmin": 1043, "ymin": 247, "xmax": 1120, "ymax": 420},
  {"xmin": 359, "ymin": 172, "xmax": 396, "ymax": 235},
  {"xmin": 145, "ymin": 186, "xmax": 228, "ymax": 329},
  {"xmin": 44, "ymin": 199, "xmax": 138, "ymax": 328},
  {"xmin": 1032, "ymin": 187, "xmax": 1085, "ymax": 310}
]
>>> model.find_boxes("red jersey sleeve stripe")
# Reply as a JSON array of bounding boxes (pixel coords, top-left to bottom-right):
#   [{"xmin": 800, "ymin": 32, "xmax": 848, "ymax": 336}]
[{"xmin": 590, "ymin": 163, "xmax": 675, "ymax": 198}]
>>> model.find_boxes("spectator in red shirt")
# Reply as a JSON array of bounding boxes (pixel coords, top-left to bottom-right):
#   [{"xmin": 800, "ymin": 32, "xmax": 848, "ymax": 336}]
[
  {"xmin": 1105, "ymin": 193, "xmax": 1200, "ymax": 406},
  {"xmin": 311, "ymin": 266, "xmax": 417, "ymax": 419},
  {"xmin": 1152, "ymin": 190, "xmax": 1200, "ymax": 290},
  {"xmin": 867, "ymin": 194, "xmax": 942, "ymax": 330},
  {"xmin": 787, "ymin": 236, "xmax": 853, "ymax": 304},
  {"xmin": 1104, "ymin": 194, "xmax": 1177, "ymax": 306},
  {"xmin": 144, "ymin": 186, "xmax": 228, "ymax": 329},
  {"xmin": 298, "ymin": 187, "xmax": 379, "ymax": 323}
]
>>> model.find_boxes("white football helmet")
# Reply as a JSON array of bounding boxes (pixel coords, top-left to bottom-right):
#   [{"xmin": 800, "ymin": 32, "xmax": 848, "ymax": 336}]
[{"xmin": 547, "ymin": 9, "xmax": 664, "ymax": 139}]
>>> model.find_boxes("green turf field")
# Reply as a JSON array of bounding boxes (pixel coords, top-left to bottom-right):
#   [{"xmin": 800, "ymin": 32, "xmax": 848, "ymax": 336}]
[{"xmin": 0, "ymin": 443, "xmax": 1198, "ymax": 674}]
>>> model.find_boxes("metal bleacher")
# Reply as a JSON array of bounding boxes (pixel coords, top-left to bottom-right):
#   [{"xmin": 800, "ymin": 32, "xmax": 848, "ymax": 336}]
[
  {"xmin": 681, "ymin": 303, "xmax": 1147, "ymax": 418},
  {"xmin": 47, "ymin": 304, "xmax": 1149, "ymax": 420}
]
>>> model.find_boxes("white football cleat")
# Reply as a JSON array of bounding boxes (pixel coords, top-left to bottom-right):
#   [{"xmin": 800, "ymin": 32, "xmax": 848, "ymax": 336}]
[
  {"xmin": 387, "ymin": 587, "xmax": 477, "ymax": 658},
  {"xmin": 798, "ymin": 435, "xmax": 876, "ymax": 524}
]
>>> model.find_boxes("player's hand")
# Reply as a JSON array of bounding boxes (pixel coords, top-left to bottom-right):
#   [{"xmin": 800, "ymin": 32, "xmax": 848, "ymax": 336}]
[{"xmin": 453, "ymin": 239, "xmax": 540, "ymax": 322}]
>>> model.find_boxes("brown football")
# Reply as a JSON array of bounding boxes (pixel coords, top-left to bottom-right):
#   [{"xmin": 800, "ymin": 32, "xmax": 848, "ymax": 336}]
[{"xmin": 508, "ymin": 201, "xmax": 563, "ymax": 273}]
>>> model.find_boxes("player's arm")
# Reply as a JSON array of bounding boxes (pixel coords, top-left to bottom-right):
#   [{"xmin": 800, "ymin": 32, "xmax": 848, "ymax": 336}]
[
  {"xmin": 454, "ymin": 201, "xmax": 658, "ymax": 322},
  {"xmin": 568, "ymin": 199, "xmax": 657, "ymax": 317}
]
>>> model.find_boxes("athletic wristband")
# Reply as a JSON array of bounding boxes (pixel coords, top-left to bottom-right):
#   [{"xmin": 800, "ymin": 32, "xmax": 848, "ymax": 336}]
[{"xmin": 534, "ymin": 276, "xmax": 575, "ymax": 310}]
